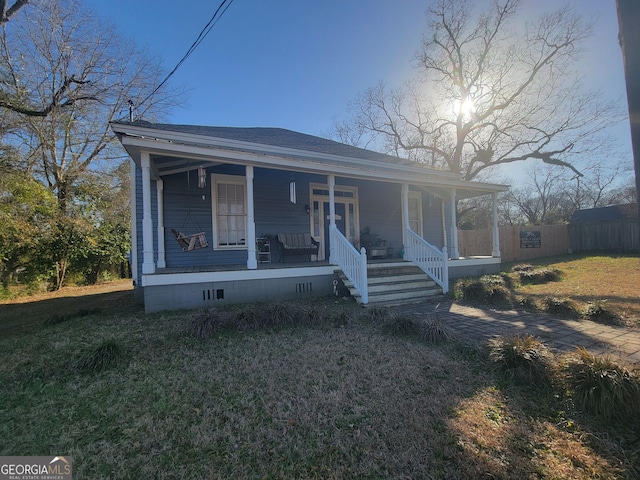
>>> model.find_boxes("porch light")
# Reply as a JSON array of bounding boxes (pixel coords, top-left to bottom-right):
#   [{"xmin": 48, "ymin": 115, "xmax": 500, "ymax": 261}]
[
  {"xmin": 305, "ymin": 204, "xmax": 310, "ymax": 214},
  {"xmin": 198, "ymin": 165, "xmax": 206, "ymax": 188},
  {"xmin": 289, "ymin": 180, "xmax": 296, "ymax": 204}
]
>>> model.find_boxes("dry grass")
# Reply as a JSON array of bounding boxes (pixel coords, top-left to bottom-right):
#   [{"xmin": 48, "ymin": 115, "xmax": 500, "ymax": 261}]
[
  {"xmin": 450, "ymin": 387, "xmax": 624, "ymax": 479},
  {"xmin": 1, "ymin": 284, "xmax": 639, "ymax": 478},
  {"xmin": 510, "ymin": 254, "xmax": 640, "ymax": 327}
]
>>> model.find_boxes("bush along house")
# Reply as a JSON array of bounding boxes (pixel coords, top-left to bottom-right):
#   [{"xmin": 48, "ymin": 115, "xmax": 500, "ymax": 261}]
[{"xmin": 112, "ymin": 122, "xmax": 508, "ymax": 313}]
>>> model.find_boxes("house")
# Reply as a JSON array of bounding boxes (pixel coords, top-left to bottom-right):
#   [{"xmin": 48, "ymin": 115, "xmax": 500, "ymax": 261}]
[
  {"xmin": 569, "ymin": 203, "xmax": 639, "ymax": 252},
  {"xmin": 111, "ymin": 121, "xmax": 508, "ymax": 313}
]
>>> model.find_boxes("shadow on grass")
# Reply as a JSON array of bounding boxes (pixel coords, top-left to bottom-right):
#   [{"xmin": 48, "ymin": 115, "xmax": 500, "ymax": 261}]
[{"xmin": 0, "ymin": 288, "xmax": 138, "ymax": 336}]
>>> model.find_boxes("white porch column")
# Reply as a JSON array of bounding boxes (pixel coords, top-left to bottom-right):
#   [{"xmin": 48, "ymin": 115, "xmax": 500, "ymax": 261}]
[
  {"xmin": 328, "ymin": 174, "xmax": 336, "ymax": 264},
  {"xmin": 492, "ymin": 191, "xmax": 501, "ymax": 257},
  {"xmin": 156, "ymin": 179, "xmax": 166, "ymax": 269},
  {"xmin": 141, "ymin": 152, "xmax": 155, "ymax": 274},
  {"xmin": 246, "ymin": 165, "xmax": 257, "ymax": 269},
  {"xmin": 128, "ymin": 159, "xmax": 139, "ymax": 286},
  {"xmin": 401, "ymin": 183, "xmax": 410, "ymax": 260},
  {"xmin": 449, "ymin": 188, "xmax": 460, "ymax": 259}
]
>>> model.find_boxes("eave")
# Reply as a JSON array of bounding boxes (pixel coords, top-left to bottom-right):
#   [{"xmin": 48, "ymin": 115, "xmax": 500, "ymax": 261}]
[{"xmin": 112, "ymin": 122, "xmax": 508, "ymax": 197}]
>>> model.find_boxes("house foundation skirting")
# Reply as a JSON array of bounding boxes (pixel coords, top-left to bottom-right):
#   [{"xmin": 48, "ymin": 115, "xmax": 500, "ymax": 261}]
[
  {"xmin": 142, "ymin": 269, "xmax": 336, "ymax": 313},
  {"xmin": 448, "ymin": 257, "xmax": 501, "ymax": 279}
]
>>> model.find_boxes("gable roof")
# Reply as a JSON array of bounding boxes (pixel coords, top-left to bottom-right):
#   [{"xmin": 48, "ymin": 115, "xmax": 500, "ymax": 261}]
[
  {"xmin": 111, "ymin": 121, "xmax": 508, "ymax": 197},
  {"xmin": 128, "ymin": 122, "xmax": 412, "ymax": 165}
]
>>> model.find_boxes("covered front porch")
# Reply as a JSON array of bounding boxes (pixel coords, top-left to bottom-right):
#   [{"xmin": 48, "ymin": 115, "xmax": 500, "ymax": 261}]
[{"xmin": 113, "ymin": 122, "xmax": 507, "ymax": 312}]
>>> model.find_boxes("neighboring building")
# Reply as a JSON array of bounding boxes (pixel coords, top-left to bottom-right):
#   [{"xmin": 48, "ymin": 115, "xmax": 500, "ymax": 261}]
[
  {"xmin": 112, "ymin": 122, "xmax": 507, "ymax": 313},
  {"xmin": 569, "ymin": 203, "xmax": 639, "ymax": 253}
]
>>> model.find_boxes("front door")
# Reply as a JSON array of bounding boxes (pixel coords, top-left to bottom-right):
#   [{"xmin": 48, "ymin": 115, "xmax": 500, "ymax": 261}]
[
  {"xmin": 309, "ymin": 183, "xmax": 359, "ymax": 261},
  {"xmin": 323, "ymin": 202, "xmax": 346, "ymax": 259}
]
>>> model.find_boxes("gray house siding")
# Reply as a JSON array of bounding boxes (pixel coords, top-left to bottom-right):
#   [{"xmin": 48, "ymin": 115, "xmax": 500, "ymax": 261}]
[
  {"xmin": 353, "ymin": 180, "xmax": 403, "ymax": 256},
  {"xmin": 161, "ymin": 167, "xmax": 326, "ymax": 266},
  {"xmin": 139, "ymin": 162, "xmax": 453, "ymax": 273}
]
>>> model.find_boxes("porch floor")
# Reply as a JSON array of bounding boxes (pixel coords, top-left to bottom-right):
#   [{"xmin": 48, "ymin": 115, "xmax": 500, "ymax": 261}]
[
  {"xmin": 153, "ymin": 257, "xmax": 407, "ymax": 274},
  {"xmin": 152, "ymin": 256, "xmax": 494, "ymax": 275}
]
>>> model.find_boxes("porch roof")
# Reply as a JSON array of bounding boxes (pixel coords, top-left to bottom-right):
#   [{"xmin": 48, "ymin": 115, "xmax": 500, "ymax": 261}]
[{"xmin": 112, "ymin": 121, "xmax": 508, "ymax": 198}]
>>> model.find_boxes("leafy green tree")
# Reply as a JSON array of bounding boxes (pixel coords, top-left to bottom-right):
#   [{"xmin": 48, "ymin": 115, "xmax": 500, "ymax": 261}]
[{"xmin": 0, "ymin": 154, "xmax": 56, "ymax": 288}]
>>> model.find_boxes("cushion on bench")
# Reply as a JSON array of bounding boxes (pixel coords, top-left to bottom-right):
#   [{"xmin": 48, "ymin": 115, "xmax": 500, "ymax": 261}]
[{"xmin": 277, "ymin": 233, "xmax": 317, "ymax": 250}]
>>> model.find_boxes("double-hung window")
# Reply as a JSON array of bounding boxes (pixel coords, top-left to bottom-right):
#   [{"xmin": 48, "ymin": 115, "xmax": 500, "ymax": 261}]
[
  {"xmin": 212, "ymin": 174, "xmax": 247, "ymax": 249},
  {"xmin": 408, "ymin": 191, "xmax": 423, "ymax": 236}
]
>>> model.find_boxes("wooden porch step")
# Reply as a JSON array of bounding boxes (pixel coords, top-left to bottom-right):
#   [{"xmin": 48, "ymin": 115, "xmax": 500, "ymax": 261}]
[{"xmin": 335, "ymin": 262, "xmax": 443, "ymax": 306}]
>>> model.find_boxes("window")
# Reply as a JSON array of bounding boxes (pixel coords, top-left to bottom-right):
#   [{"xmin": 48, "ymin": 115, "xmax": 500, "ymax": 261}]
[
  {"xmin": 212, "ymin": 175, "xmax": 247, "ymax": 249},
  {"xmin": 408, "ymin": 191, "xmax": 423, "ymax": 235}
]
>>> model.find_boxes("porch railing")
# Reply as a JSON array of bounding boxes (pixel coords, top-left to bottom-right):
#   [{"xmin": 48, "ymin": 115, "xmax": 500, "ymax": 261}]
[
  {"xmin": 330, "ymin": 224, "xmax": 368, "ymax": 304},
  {"xmin": 404, "ymin": 228, "xmax": 449, "ymax": 293}
]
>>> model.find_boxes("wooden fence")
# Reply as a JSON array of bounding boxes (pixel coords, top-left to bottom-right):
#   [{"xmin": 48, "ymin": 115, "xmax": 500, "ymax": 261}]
[
  {"xmin": 458, "ymin": 224, "xmax": 570, "ymax": 264},
  {"xmin": 568, "ymin": 219, "xmax": 639, "ymax": 252}
]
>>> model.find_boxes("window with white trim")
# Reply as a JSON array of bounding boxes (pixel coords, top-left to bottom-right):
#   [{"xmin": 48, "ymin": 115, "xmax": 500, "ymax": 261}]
[
  {"xmin": 212, "ymin": 174, "xmax": 247, "ymax": 249},
  {"xmin": 408, "ymin": 191, "xmax": 423, "ymax": 236}
]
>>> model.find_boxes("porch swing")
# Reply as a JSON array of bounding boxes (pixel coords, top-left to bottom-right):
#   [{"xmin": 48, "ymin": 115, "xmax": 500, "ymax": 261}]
[
  {"xmin": 171, "ymin": 208, "xmax": 209, "ymax": 252},
  {"xmin": 171, "ymin": 166, "xmax": 209, "ymax": 252}
]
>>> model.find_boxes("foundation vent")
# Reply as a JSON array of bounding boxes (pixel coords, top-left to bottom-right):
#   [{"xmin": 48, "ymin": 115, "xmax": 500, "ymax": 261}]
[
  {"xmin": 202, "ymin": 289, "xmax": 225, "ymax": 301},
  {"xmin": 296, "ymin": 282, "xmax": 313, "ymax": 293}
]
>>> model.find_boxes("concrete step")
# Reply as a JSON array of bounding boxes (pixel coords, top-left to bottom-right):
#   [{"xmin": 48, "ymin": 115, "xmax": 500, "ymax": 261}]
[
  {"xmin": 368, "ymin": 280, "xmax": 436, "ymax": 294},
  {"xmin": 336, "ymin": 262, "xmax": 442, "ymax": 305}
]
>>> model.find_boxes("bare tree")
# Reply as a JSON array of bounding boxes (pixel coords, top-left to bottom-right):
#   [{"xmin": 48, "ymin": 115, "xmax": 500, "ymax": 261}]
[
  {"xmin": 2, "ymin": 0, "xmax": 179, "ymax": 212},
  {"xmin": 334, "ymin": 0, "xmax": 625, "ymax": 181},
  {"xmin": 0, "ymin": 0, "xmax": 28, "ymax": 24},
  {"xmin": 503, "ymin": 165, "xmax": 566, "ymax": 224},
  {"xmin": 0, "ymin": 0, "xmax": 181, "ymax": 287},
  {"xmin": 500, "ymin": 159, "xmax": 634, "ymax": 225}
]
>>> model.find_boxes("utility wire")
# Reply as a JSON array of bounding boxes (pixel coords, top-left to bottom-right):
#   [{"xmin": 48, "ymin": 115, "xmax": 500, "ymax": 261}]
[{"xmin": 136, "ymin": 0, "xmax": 236, "ymax": 113}]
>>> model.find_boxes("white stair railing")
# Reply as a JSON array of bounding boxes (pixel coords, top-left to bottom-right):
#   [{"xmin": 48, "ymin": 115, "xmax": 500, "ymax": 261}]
[
  {"xmin": 330, "ymin": 224, "xmax": 368, "ymax": 304},
  {"xmin": 404, "ymin": 228, "xmax": 449, "ymax": 293}
]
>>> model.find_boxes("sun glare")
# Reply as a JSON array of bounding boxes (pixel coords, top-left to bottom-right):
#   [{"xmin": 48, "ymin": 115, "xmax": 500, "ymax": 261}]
[{"xmin": 454, "ymin": 97, "xmax": 476, "ymax": 120}]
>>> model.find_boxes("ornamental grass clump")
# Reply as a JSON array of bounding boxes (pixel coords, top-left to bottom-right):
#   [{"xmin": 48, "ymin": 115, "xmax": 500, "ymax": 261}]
[
  {"xmin": 454, "ymin": 275, "xmax": 512, "ymax": 307},
  {"xmin": 583, "ymin": 300, "xmax": 625, "ymax": 326},
  {"xmin": 418, "ymin": 314, "xmax": 456, "ymax": 344},
  {"xmin": 542, "ymin": 296, "xmax": 581, "ymax": 318},
  {"xmin": 563, "ymin": 347, "xmax": 640, "ymax": 421},
  {"xmin": 488, "ymin": 334, "xmax": 555, "ymax": 386},
  {"xmin": 191, "ymin": 310, "xmax": 229, "ymax": 339},
  {"xmin": 261, "ymin": 301, "xmax": 303, "ymax": 328},
  {"xmin": 511, "ymin": 264, "xmax": 534, "ymax": 273},
  {"xmin": 71, "ymin": 339, "xmax": 122, "ymax": 374},
  {"xmin": 518, "ymin": 268, "xmax": 562, "ymax": 284},
  {"xmin": 381, "ymin": 315, "xmax": 420, "ymax": 336},
  {"xmin": 362, "ymin": 305, "xmax": 392, "ymax": 323},
  {"xmin": 517, "ymin": 296, "xmax": 539, "ymax": 312}
]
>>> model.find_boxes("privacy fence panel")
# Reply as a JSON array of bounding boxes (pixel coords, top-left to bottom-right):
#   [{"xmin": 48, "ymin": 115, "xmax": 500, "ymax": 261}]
[
  {"xmin": 458, "ymin": 225, "xmax": 570, "ymax": 264},
  {"xmin": 568, "ymin": 219, "xmax": 639, "ymax": 252}
]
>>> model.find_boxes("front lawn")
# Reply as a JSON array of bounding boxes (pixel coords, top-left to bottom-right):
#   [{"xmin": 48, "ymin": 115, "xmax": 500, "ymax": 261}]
[
  {"xmin": 1, "ymin": 289, "xmax": 638, "ymax": 478},
  {"xmin": 509, "ymin": 254, "xmax": 640, "ymax": 327}
]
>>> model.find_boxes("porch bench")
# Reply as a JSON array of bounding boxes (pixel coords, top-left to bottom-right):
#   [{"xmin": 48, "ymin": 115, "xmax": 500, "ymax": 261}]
[{"xmin": 277, "ymin": 233, "xmax": 319, "ymax": 262}]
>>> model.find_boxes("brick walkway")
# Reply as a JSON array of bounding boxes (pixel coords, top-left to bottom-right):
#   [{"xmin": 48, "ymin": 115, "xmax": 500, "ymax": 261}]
[{"xmin": 391, "ymin": 300, "xmax": 640, "ymax": 365}]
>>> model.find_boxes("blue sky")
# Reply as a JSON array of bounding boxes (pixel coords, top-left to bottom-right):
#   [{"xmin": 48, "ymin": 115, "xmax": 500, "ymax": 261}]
[{"xmin": 87, "ymin": 0, "xmax": 632, "ymax": 162}]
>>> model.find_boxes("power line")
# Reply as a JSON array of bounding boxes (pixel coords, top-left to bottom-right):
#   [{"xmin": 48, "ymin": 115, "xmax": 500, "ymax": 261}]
[{"xmin": 136, "ymin": 0, "xmax": 236, "ymax": 113}]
